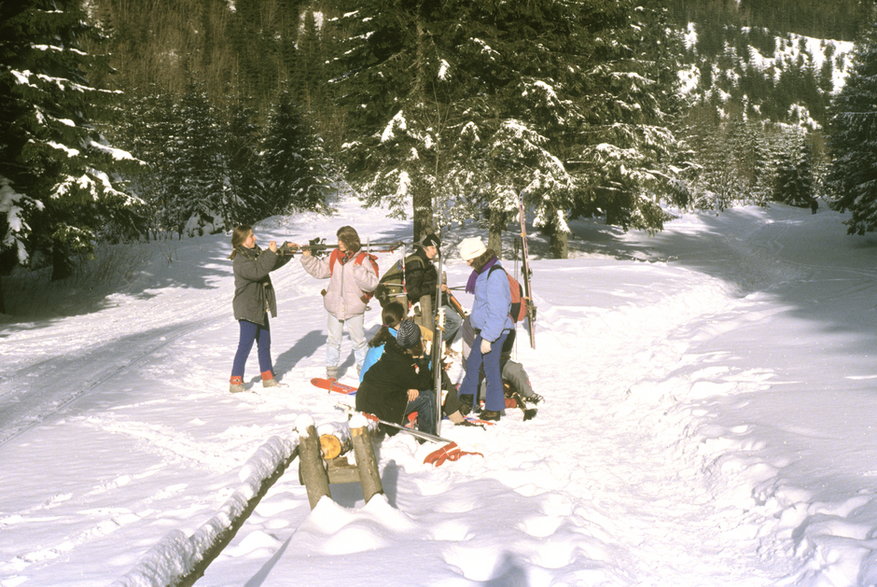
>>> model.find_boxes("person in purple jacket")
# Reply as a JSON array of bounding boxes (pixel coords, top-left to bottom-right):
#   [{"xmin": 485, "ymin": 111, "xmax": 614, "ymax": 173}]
[{"xmin": 455, "ymin": 236, "xmax": 512, "ymax": 421}]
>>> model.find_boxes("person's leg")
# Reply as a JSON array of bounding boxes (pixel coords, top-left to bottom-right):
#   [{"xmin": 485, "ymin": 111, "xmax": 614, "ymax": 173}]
[
  {"xmin": 405, "ymin": 390, "xmax": 437, "ymax": 435},
  {"xmin": 442, "ymin": 304, "xmax": 463, "ymax": 346},
  {"xmin": 482, "ymin": 331, "xmax": 509, "ymax": 412},
  {"xmin": 503, "ymin": 360, "xmax": 539, "ymax": 400},
  {"xmin": 348, "ymin": 313, "xmax": 367, "ymax": 371},
  {"xmin": 255, "ymin": 316, "xmax": 273, "ymax": 376},
  {"xmin": 231, "ymin": 320, "xmax": 258, "ymax": 380},
  {"xmin": 457, "ymin": 334, "xmax": 485, "ymax": 411},
  {"xmin": 326, "ymin": 313, "xmax": 343, "ymax": 376},
  {"xmin": 255, "ymin": 317, "xmax": 277, "ymax": 384}
]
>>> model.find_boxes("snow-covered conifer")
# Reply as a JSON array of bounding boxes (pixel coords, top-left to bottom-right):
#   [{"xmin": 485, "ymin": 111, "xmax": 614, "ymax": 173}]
[
  {"xmin": 825, "ymin": 21, "xmax": 877, "ymax": 234},
  {"xmin": 0, "ymin": 1, "xmax": 142, "ymax": 280}
]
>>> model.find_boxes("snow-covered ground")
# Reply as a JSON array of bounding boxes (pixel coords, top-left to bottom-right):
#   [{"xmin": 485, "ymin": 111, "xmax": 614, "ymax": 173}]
[{"xmin": 2, "ymin": 197, "xmax": 877, "ymax": 586}]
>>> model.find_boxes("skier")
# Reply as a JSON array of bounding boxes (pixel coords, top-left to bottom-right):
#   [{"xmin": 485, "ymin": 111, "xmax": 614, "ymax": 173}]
[
  {"xmin": 360, "ymin": 301, "xmax": 406, "ymax": 381},
  {"xmin": 228, "ymin": 225, "xmax": 292, "ymax": 393},
  {"xmin": 360, "ymin": 303, "xmax": 475, "ymax": 426},
  {"xmin": 297, "ymin": 226, "xmax": 379, "ymax": 379},
  {"xmin": 355, "ymin": 319, "xmax": 437, "ymax": 436},
  {"xmin": 403, "ymin": 233, "xmax": 462, "ymax": 350},
  {"xmin": 455, "ymin": 236, "xmax": 512, "ymax": 421}
]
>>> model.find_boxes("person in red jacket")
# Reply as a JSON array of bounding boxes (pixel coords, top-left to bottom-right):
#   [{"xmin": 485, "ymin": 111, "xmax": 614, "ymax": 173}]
[{"xmin": 299, "ymin": 226, "xmax": 379, "ymax": 379}]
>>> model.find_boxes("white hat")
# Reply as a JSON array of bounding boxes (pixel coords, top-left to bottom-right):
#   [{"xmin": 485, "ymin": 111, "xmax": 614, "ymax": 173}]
[{"xmin": 458, "ymin": 237, "xmax": 486, "ymax": 261}]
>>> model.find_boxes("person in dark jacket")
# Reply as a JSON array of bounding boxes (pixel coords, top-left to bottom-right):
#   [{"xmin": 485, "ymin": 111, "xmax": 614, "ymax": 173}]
[
  {"xmin": 355, "ymin": 319, "xmax": 437, "ymax": 435},
  {"xmin": 404, "ymin": 233, "xmax": 462, "ymax": 349},
  {"xmin": 228, "ymin": 225, "xmax": 291, "ymax": 393}
]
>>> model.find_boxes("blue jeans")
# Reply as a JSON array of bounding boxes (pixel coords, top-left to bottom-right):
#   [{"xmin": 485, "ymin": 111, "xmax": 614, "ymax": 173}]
[
  {"xmin": 458, "ymin": 330, "xmax": 509, "ymax": 411},
  {"xmin": 442, "ymin": 303, "xmax": 463, "ymax": 345},
  {"xmin": 405, "ymin": 389, "xmax": 437, "ymax": 435},
  {"xmin": 231, "ymin": 318, "xmax": 272, "ymax": 379}
]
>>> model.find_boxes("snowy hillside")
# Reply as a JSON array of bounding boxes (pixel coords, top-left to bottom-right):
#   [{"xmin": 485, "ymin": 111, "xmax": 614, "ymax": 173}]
[{"xmin": 2, "ymin": 197, "xmax": 877, "ymax": 586}]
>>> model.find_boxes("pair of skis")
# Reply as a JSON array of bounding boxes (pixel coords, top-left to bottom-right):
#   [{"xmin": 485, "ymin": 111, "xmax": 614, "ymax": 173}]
[{"xmin": 517, "ymin": 197, "xmax": 537, "ymax": 349}]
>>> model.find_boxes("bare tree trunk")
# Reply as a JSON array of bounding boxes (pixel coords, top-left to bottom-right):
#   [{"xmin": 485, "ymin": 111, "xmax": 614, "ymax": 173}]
[
  {"xmin": 542, "ymin": 206, "xmax": 569, "ymax": 259},
  {"xmin": 413, "ymin": 186, "xmax": 433, "ymax": 243},
  {"xmin": 487, "ymin": 208, "xmax": 505, "ymax": 258},
  {"xmin": 549, "ymin": 230, "xmax": 569, "ymax": 259}
]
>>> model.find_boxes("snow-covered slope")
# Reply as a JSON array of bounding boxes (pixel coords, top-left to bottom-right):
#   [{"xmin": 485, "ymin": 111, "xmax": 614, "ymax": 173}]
[{"xmin": 2, "ymin": 198, "xmax": 877, "ymax": 586}]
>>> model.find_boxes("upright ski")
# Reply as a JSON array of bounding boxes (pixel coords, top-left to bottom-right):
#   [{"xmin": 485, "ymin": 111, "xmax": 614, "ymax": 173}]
[{"xmin": 518, "ymin": 197, "xmax": 537, "ymax": 348}]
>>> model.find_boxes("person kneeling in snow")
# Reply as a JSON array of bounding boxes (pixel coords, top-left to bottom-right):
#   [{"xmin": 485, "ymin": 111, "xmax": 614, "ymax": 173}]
[
  {"xmin": 356, "ymin": 319, "xmax": 437, "ymax": 436},
  {"xmin": 360, "ymin": 303, "xmax": 474, "ymax": 427}
]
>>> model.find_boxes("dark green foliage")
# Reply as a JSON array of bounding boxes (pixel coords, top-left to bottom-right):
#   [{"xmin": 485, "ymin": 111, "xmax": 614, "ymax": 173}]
[
  {"xmin": 259, "ymin": 91, "xmax": 334, "ymax": 216},
  {"xmin": 327, "ymin": 0, "xmax": 688, "ymax": 244},
  {"xmin": 825, "ymin": 21, "xmax": 877, "ymax": 234},
  {"xmin": 0, "ymin": 0, "xmax": 144, "ymax": 280},
  {"xmin": 772, "ymin": 134, "xmax": 815, "ymax": 207}
]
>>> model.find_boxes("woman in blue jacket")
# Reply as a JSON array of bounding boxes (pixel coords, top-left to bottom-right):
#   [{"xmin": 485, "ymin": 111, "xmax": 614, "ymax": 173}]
[{"xmin": 456, "ymin": 236, "xmax": 512, "ymax": 421}]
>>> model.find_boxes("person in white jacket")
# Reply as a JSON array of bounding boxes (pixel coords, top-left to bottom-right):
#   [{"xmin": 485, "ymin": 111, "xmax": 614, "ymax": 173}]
[{"xmin": 299, "ymin": 226, "xmax": 379, "ymax": 379}]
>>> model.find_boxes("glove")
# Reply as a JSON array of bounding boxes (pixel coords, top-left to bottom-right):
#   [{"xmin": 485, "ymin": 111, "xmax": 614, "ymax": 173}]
[{"xmin": 480, "ymin": 339, "xmax": 492, "ymax": 354}]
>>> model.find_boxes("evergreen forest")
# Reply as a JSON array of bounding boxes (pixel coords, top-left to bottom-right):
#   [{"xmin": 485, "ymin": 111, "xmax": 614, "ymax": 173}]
[{"xmin": 2, "ymin": 0, "xmax": 877, "ymax": 306}]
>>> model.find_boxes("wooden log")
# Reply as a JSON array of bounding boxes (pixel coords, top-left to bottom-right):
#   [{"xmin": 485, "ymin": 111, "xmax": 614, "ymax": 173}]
[
  {"xmin": 297, "ymin": 418, "xmax": 330, "ymax": 510},
  {"xmin": 317, "ymin": 421, "xmax": 352, "ymax": 460},
  {"xmin": 326, "ymin": 456, "xmax": 361, "ymax": 484},
  {"xmin": 349, "ymin": 414, "xmax": 383, "ymax": 502}
]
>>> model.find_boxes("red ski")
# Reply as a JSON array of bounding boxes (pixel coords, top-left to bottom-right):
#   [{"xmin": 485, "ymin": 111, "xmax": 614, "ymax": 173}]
[{"xmin": 311, "ymin": 378, "xmax": 357, "ymax": 395}]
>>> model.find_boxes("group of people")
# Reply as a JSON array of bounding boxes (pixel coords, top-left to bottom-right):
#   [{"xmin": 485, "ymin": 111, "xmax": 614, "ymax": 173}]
[{"xmin": 227, "ymin": 223, "xmax": 540, "ymax": 434}]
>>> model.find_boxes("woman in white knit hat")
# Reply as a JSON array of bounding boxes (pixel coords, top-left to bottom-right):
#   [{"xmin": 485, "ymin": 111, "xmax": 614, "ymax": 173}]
[{"xmin": 455, "ymin": 236, "xmax": 513, "ymax": 421}]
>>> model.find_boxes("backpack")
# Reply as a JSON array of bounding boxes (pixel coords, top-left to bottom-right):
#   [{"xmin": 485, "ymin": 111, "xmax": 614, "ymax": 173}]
[
  {"xmin": 488, "ymin": 265, "xmax": 528, "ymax": 323},
  {"xmin": 329, "ymin": 249, "xmax": 379, "ymax": 303},
  {"xmin": 374, "ymin": 254, "xmax": 424, "ymax": 307}
]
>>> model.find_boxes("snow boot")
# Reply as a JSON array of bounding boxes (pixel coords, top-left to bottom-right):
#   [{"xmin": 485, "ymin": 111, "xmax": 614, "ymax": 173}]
[
  {"xmin": 229, "ymin": 376, "xmax": 245, "ymax": 393},
  {"xmin": 326, "ymin": 365, "xmax": 339, "ymax": 380},
  {"xmin": 261, "ymin": 371, "xmax": 279, "ymax": 388},
  {"xmin": 480, "ymin": 409, "xmax": 501, "ymax": 422}
]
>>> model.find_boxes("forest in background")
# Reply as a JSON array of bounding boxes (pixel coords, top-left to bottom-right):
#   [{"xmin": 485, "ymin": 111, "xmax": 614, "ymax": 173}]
[{"xmin": 2, "ymin": 0, "xmax": 876, "ymax": 309}]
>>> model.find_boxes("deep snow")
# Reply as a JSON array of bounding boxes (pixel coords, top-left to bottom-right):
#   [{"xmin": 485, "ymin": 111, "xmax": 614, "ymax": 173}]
[{"xmin": 2, "ymin": 197, "xmax": 877, "ymax": 586}]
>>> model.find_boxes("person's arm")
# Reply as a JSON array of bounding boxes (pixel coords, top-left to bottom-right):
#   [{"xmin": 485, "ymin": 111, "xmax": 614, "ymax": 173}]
[
  {"xmin": 299, "ymin": 251, "xmax": 331, "ymax": 278},
  {"xmin": 235, "ymin": 249, "xmax": 278, "ymax": 281}
]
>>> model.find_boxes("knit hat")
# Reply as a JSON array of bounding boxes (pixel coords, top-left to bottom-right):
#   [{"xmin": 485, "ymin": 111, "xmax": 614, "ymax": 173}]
[
  {"xmin": 458, "ymin": 237, "xmax": 486, "ymax": 261},
  {"xmin": 395, "ymin": 319, "xmax": 421, "ymax": 349},
  {"xmin": 421, "ymin": 233, "xmax": 441, "ymax": 249}
]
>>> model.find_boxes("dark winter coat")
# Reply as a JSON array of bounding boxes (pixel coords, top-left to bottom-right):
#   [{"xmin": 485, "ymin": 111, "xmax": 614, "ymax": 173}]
[
  {"xmin": 404, "ymin": 247, "xmax": 441, "ymax": 303},
  {"xmin": 232, "ymin": 245, "xmax": 290, "ymax": 325},
  {"xmin": 355, "ymin": 341, "xmax": 432, "ymax": 434}
]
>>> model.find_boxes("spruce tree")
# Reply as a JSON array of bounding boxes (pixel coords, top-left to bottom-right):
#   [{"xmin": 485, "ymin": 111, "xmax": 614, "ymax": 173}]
[
  {"xmin": 259, "ymin": 91, "xmax": 334, "ymax": 216},
  {"xmin": 0, "ymin": 0, "xmax": 143, "ymax": 284},
  {"xmin": 772, "ymin": 131, "xmax": 814, "ymax": 208},
  {"xmin": 825, "ymin": 21, "xmax": 877, "ymax": 234},
  {"xmin": 327, "ymin": 0, "xmax": 687, "ymax": 254}
]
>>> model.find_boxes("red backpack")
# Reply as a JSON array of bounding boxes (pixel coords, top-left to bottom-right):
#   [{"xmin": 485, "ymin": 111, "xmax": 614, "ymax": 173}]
[
  {"xmin": 329, "ymin": 249, "xmax": 379, "ymax": 302},
  {"xmin": 488, "ymin": 265, "xmax": 528, "ymax": 323}
]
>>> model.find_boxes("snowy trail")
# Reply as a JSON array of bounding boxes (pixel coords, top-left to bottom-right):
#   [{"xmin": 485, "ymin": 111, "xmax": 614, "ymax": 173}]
[{"xmin": 4, "ymin": 201, "xmax": 877, "ymax": 585}]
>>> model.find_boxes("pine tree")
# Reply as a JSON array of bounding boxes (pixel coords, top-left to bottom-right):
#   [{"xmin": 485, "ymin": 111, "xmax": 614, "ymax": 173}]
[
  {"xmin": 259, "ymin": 91, "xmax": 334, "ymax": 216},
  {"xmin": 164, "ymin": 81, "xmax": 227, "ymax": 237},
  {"xmin": 0, "ymin": 0, "xmax": 143, "ymax": 286},
  {"xmin": 327, "ymin": 0, "xmax": 687, "ymax": 254},
  {"xmin": 222, "ymin": 99, "xmax": 263, "ymax": 226},
  {"xmin": 825, "ymin": 21, "xmax": 877, "ymax": 234},
  {"xmin": 772, "ymin": 131, "xmax": 815, "ymax": 208}
]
